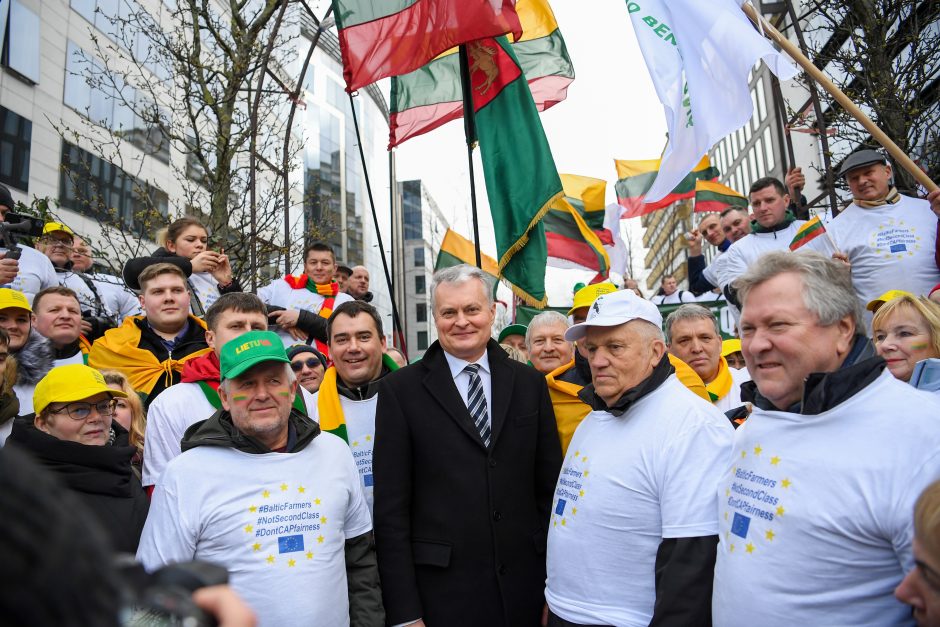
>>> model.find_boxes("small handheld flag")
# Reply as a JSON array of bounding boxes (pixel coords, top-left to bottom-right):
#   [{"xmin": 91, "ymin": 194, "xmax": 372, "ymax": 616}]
[{"xmin": 789, "ymin": 216, "xmax": 826, "ymax": 251}]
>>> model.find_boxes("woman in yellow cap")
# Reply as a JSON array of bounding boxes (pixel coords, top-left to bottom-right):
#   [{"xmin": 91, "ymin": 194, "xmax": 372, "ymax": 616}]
[
  {"xmin": 7, "ymin": 364, "xmax": 149, "ymax": 552},
  {"xmin": 721, "ymin": 338, "xmax": 746, "ymax": 370}
]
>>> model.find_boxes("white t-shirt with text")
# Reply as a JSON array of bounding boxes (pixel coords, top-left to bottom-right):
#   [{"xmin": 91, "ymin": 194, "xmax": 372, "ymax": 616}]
[
  {"xmin": 137, "ymin": 433, "xmax": 372, "ymax": 627},
  {"xmin": 545, "ymin": 376, "xmax": 734, "ymax": 626},
  {"xmin": 713, "ymin": 371, "xmax": 940, "ymax": 626}
]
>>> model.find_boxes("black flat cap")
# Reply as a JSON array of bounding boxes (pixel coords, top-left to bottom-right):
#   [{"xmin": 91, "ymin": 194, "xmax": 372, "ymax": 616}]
[{"xmin": 838, "ymin": 149, "xmax": 888, "ymax": 178}]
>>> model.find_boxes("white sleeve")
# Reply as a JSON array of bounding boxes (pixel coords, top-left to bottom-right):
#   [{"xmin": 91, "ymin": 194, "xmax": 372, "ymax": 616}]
[
  {"xmin": 136, "ymin": 474, "xmax": 198, "ymax": 571},
  {"xmin": 660, "ymin": 414, "xmax": 734, "ymax": 538},
  {"xmin": 702, "ymin": 258, "xmax": 719, "ymax": 286},
  {"xmin": 341, "ymin": 444, "xmax": 373, "ymax": 539},
  {"xmin": 142, "ymin": 393, "xmax": 184, "ymax": 487},
  {"xmin": 40, "ymin": 254, "xmax": 58, "ymax": 290},
  {"xmin": 256, "ymin": 281, "xmax": 274, "ymax": 305},
  {"xmin": 299, "ymin": 387, "xmax": 319, "ymax": 422},
  {"xmin": 890, "ymin": 449, "xmax": 940, "ymax": 573},
  {"xmin": 717, "ymin": 244, "xmax": 746, "ymax": 289},
  {"xmin": 115, "ymin": 287, "xmax": 143, "ymax": 320}
]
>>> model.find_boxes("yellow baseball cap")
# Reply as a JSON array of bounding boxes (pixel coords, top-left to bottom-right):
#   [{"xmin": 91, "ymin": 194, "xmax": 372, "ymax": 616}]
[
  {"xmin": 866, "ymin": 289, "xmax": 914, "ymax": 312},
  {"xmin": 33, "ymin": 364, "xmax": 127, "ymax": 416},
  {"xmin": 721, "ymin": 338, "xmax": 742, "ymax": 358},
  {"xmin": 42, "ymin": 222, "xmax": 74, "ymax": 237},
  {"xmin": 0, "ymin": 288, "xmax": 31, "ymax": 312},
  {"xmin": 568, "ymin": 282, "xmax": 618, "ymax": 316}
]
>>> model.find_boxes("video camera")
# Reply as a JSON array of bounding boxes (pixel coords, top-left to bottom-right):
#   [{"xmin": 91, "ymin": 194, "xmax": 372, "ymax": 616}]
[
  {"xmin": 0, "ymin": 212, "xmax": 45, "ymax": 260},
  {"xmin": 117, "ymin": 558, "xmax": 229, "ymax": 627}
]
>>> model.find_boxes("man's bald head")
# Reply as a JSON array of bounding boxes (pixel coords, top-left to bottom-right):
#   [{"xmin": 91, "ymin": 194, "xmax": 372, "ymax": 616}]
[{"xmin": 348, "ymin": 265, "xmax": 370, "ymax": 299}]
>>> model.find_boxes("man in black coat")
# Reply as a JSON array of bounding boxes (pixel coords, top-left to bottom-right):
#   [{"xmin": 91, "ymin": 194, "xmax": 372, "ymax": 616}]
[{"xmin": 373, "ymin": 264, "xmax": 562, "ymax": 627}]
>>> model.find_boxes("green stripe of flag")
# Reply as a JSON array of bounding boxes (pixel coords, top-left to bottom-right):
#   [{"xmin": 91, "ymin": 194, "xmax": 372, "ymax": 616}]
[
  {"xmin": 544, "ymin": 209, "xmax": 585, "ymax": 241},
  {"xmin": 334, "ymin": 0, "xmax": 419, "ymax": 29}
]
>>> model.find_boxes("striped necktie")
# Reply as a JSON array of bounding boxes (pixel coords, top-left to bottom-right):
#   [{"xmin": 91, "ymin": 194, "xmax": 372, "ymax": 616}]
[{"xmin": 464, "ymin": 363, "xmax": 491, "ymax": 447}]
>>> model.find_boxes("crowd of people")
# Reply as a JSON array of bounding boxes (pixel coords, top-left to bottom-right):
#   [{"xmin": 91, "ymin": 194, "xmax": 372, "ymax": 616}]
[{"xmin": 1, "ymin": 147, "xmax": 940, "ymax": 627}]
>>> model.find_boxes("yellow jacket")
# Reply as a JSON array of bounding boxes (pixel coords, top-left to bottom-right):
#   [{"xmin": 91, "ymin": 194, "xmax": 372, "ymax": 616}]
[{"xmin": 544, "ymin": 354, "xmax": 709, "ymax": 455}]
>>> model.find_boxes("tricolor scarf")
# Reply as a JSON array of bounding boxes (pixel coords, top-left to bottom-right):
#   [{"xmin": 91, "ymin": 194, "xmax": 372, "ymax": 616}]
[
  {"xmin": 79, "ymin": 335, "xmax": 92, "ymax": 365},
  {"xmin": 283, "ymin": 275, "xmax": 339, "ymax": 357},
  {"xmin": 854, "ymin": 186, "xmax": 901, "ymax": 209},
  {"xmin": 317, "ymin": 353, "xmax": 400, "ymax": 444},
  {"xmin": 87, "ymin": 316, "xmax": 211, "ymax": 397},
  {"xmin": 705, "ymin": 356, "xmax": 733, "ymax": 403},
  {"xmin": 181, "ymin": 350, "xmax": 308, "ymax": 414}
]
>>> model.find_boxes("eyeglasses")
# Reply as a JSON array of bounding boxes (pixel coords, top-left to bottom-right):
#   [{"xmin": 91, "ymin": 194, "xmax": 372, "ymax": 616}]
[
  {"xmin": 290, "ymin": 357, "xmax": 323, "ymax": 372},
  {"xmin": 49, "ymin": 399, "xmax": 117, "ymax": 420}
]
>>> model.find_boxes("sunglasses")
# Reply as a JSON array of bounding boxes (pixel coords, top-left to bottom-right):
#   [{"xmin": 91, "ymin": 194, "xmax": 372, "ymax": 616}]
[{"xmin": 290, "ymin": 357, "xmax": 323, "ymax": 372}]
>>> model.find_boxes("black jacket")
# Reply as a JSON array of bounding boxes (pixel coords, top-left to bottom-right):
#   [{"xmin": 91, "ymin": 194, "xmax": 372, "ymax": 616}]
[
  {"xmin": 741, "ymin": 334, "xmax": 882, "ymax": 414},
  {"xmin": 374, "ymin": 339, "xmax": 562, "ymax": 627},
  {"xmin": 123, "ymin": 248, "xmax": 243, "ymax": 315},
  {"xmin": 7, "ymin": 417, "xmax": 149, "ymax": 554},
  {"xmin": 134, "ymin": 317, "xmax": 208, "ymax": 405},
  {"xmin": 182, "ymin": 408, "xmax": 384, "ymax": 627}
]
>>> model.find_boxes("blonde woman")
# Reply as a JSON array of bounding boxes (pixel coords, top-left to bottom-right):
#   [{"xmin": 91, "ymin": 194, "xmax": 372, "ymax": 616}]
[
  {"xmin": 872, "ymin": 295, "xmax": 940, "ymax": 383},
  {"xmin": 102, "ymin": 370, "xmax": 147, "ymax": 477}
]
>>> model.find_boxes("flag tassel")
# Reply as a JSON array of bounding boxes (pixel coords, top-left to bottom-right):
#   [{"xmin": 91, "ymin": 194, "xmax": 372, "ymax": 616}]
[{"xmin": 741, "ymin": 2, "xmax": 937, "ymax": 194}]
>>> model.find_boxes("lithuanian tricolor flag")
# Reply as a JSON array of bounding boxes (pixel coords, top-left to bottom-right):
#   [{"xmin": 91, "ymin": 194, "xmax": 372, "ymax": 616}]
[
  {"xmin": 388, "ymin": 0, "xmax": 574, "ymax": 149},
  {"xmin": 789, "ymin": 216, "xmax": 826, "ymax": 251},
  {"xmin": 694, "ymin": 179, "xmax": 748, "ymax": 213},
  {"xmin": 614, "ymin": 156, "xmax": 720, "ymax": 218},
  {"xmin": 471, "ymin": 36, "xmax": 563, "ymax": 307},
  {"xmin": 333, "ymin": 0, "xmax": 521, "ymax": 92},
  {"xmin": 545, "ymin": 175, "xmax": 612, "ymax": 275},
  {"xmin": 435, "ymin": 228, "xmax": 500, "ymax": 279}
]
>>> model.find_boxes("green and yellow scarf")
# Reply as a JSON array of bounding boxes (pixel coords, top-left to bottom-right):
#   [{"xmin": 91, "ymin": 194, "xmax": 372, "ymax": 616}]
[{"xmin": 318, "ymin": 353, "xmax": 400, "ymax": 443}]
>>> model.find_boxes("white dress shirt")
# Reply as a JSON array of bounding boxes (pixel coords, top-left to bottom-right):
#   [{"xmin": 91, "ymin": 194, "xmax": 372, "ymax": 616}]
[
  {"xmin": 392, "ymin": 349, "xmax": 494, "ymax": 627},
  {"xmin": 443, "ymin": 349, "xmax": 493, "ymax": 420}
]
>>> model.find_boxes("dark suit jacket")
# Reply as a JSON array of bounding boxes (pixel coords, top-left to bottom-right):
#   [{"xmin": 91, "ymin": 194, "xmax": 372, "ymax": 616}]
[{"xmin": 373, "ymin": 339, "xmax": 562, "ymax": 627}]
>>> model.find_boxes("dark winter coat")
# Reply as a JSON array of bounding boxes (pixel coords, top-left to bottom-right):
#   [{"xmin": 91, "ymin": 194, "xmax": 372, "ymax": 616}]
[{"xmin": 7, "ymin": 416, "xmax": 149, "ymax": 554}]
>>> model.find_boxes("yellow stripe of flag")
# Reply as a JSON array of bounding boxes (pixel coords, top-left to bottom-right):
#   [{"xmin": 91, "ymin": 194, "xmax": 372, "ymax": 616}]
[{"xmin": 615, "ymin": 155, "xmax": 712, "ymax": 179}]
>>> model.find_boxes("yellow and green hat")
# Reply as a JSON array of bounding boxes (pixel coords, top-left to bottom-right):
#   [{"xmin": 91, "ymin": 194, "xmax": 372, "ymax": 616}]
[
  {"xmin": 568, "ymin": 282, "xmax": 618, "ymax": 316},
  {"xmin": 220, "ymin": 330, "xmax": 290, "ymax": 380},
  {"xmin": 721, "ymin": 338, "xmax": 742, "ymax": 358},
  {"xmin": 0, "ymin": 288, "xmax": 31, "ymax": 312},
  {"xmin": 34, "ymin": 364, "xmax": 127, "ymax": 416},
  {"xmin": 42, "ymin": 222, "xmax": 75, "ymax": 238},
  {"xmin": 866, "ymin": 289, "xmax": 914, "ymax": 312},
  {"xmin": 498, "ymin": 324, "xmax": 527, "ymax": 343}
]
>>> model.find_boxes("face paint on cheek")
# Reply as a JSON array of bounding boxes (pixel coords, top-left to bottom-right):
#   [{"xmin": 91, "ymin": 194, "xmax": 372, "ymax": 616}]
[
  {"xmin": 277, "ymin": 391, "xmax": 292, "ymax": 398},
  {"xmin": 231, "ymin": 394, "xmax": 249, "ymax": 403},
  {"xmin": 912, "ymin": 343, "xmax": 930, "ymax": 350}
]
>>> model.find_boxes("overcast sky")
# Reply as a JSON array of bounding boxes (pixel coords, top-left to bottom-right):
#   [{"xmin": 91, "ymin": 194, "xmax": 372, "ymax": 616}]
[{"xmin": 391, "ymin": 0, "xmax": 668, "ymax": 305}]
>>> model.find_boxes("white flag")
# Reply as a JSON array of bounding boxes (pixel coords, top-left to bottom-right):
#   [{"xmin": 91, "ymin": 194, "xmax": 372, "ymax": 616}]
[
  {"xmin": 603, "ymin": 202, "xmax": 629, "ymax": 277},
  {"xmin": 626, "ymin": 0, "xmax": 798, "ymax": 202}
]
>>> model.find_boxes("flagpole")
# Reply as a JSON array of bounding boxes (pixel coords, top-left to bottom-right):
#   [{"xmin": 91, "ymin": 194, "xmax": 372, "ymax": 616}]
[
  {"xmin": 741, "ymin": 2, "xmax": 938, "ymax": 194},
  {"xmin": 458, "ymin": 44, "xmax": 484, "ymax": 269},
  {"xmin": 347, "ymin": 92, "xmax": 408, "ymax": 354}
]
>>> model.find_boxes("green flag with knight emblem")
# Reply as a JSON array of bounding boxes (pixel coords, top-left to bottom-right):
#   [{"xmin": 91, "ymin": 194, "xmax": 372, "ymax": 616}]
[{"xmin": 466, "ymin": 36, "xmax": 563, "ymax": 307}]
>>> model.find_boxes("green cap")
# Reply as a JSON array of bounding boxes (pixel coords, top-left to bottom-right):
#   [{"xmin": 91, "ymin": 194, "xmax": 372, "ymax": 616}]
[
  {"xmin": 220, "ymin": 330, "xmax": 290, "ymax": 380},
  {"xmin": 498, "ymin": 324, "xmax": 527, "ymax": 343}
]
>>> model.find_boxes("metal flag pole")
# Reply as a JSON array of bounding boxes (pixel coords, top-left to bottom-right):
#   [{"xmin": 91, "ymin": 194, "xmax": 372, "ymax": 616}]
[
  {"xmin": 347, "ymin": 92, "xmax": 408, "ymax": 354},
  {"xmin": 458, "ymin": 44, "xmax": 484, "ymax": 269}
]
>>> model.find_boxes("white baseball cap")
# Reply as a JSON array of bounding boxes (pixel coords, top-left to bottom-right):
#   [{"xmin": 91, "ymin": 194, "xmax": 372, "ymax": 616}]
[{"xmin": 564, "ymin": 289, "xmax": 663, "ymax": 342}]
